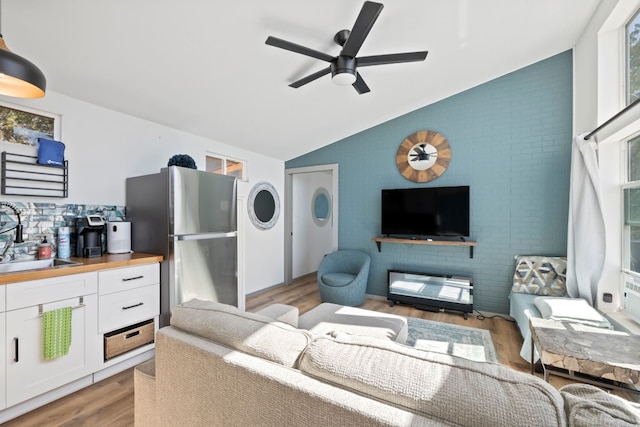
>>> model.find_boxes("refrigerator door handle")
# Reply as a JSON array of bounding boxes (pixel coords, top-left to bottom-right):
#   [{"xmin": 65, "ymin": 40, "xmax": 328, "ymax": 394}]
[{"xmin": 175, "ymin": 231, "xmax": 238, "ymax": 241}]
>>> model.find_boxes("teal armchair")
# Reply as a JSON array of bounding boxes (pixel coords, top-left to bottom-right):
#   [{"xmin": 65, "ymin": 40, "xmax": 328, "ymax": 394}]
[{"xmin": 317, "ymin": 250, "xmax": 371, "ymax": 306}]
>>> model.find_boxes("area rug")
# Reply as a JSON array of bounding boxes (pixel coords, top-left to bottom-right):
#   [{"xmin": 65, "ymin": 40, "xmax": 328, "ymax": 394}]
[{"xmin": 405, "ymin": 317, "xmax": 500, "ymax": 363}]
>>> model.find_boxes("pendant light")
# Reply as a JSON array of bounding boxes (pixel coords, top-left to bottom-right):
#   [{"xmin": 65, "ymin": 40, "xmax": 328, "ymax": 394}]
[{"xmin": 0, "ymin": 1, "xmax": 46, "ymax": 98}]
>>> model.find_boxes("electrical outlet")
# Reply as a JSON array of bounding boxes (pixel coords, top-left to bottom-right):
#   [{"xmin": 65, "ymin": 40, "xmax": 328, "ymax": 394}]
[{"xmin": 603, "ymin": 293, "xmax": 613, "ymax": 303}]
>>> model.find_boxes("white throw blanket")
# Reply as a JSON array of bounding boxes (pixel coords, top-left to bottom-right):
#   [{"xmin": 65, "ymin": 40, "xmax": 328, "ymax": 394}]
[{"xmin": 533, "ymin": 297, "xmax": 612, "ymax": 329}]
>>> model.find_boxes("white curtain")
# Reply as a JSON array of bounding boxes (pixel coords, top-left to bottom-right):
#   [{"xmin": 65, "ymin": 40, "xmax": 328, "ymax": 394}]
[{"xmin": 566, "ymin": 134, "xmax": 606, "ymax": 305}]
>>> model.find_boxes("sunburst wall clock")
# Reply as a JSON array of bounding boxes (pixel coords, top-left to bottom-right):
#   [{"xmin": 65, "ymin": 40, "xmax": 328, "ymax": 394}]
[{"xmin": 396, "ymin": 130, "xmax": 451, "ymax": 183}]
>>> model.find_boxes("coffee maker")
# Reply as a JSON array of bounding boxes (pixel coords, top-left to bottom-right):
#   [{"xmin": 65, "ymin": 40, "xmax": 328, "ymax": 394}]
[{"xmin": 76, "ymin": 214, "xmax": 105, "ymax": 257}]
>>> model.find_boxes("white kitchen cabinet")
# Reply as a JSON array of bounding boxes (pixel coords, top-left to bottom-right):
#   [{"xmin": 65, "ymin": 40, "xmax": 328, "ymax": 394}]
[
  {"xmin": 5, "ymin": 273, "xmax": 98, "ymax": 407},
  {"xmin": 6, "ymin": 272, "xmax": 97, "ymax": 311},
  {"xmin": 98, "ymin": 264, "xmax": 160, "ymax": 366},
  {"xmin": 0, "ymin": 255, "xmax": 161, "ymax": 424},
  {"xmin": 98, "ymin": 263, "xmax": 159, "ymax": 296},
  {"xmin": 98, "ymin": 263, "xmax": 160, "ymax": 333},
  {"xmin": 99, "ymin": 284, "xmax": 159, "ymax": 333},
  {"xmin": 0, "ymin": 286, "xmax": 6, "ymax": 411}
]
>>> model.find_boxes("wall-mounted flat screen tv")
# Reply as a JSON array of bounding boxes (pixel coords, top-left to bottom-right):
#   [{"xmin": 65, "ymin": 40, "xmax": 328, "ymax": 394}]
[{"xmin": 381, "ymin": 186, "xmax": 470, "ymax": 238}]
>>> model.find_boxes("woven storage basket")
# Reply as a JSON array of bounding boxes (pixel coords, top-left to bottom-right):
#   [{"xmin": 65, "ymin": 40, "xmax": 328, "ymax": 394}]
[{"xmin": 104, "ymin": 319, "xmax": 154, "ymax": 360}]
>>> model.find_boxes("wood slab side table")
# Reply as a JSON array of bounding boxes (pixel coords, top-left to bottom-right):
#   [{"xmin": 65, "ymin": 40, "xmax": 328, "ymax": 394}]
[{"xmin": 529, "ymin": 317, "xmax": 640, "ymax": 394}]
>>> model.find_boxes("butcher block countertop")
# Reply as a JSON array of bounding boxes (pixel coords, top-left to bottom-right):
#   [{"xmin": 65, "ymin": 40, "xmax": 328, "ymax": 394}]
[{"xmin": 0, "ymin": 252, "xmax": 163, "ymax": 285}]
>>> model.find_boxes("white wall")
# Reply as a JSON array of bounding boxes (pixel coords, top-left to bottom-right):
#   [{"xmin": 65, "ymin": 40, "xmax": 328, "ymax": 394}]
[
  {"xmin": 291, "ymin": 171, "xmax": 333, "ymax": 278},
  {"xmin": 573, "ymin": 0, "xmax": 638, "ymax": 311},
  {"xmin": 0, "ymin": 91, "xmax": 285, "ymax": 295},
  {"xmin": 573, "ymin": 0, "xmax": 619, "ymax": 135}
]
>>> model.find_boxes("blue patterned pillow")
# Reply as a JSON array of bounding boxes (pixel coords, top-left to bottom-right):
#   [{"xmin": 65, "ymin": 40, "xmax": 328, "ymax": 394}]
[{"xmin": 512, "ymin": 256, "xmax": 567, "ymax": 296}]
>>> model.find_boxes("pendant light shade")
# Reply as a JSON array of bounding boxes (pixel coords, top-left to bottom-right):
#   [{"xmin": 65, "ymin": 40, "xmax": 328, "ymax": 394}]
[
  {"xmin": 0, "ymin": 34, "xmax": 46, "ymax": 98},
  {"xmin": 0, "ymin": 1, "xmax": 46, "ymax": 98}
]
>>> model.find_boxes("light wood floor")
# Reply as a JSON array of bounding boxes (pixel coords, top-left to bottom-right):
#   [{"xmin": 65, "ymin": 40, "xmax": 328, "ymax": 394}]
[{"xmin": 3, "ymin": 273, "xmax": 629, "ymax": 426}]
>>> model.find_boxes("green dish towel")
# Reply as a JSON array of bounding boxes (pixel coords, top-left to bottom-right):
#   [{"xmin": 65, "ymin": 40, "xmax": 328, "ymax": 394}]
[{"xmin": 42, "ymin": 307, "xmax": 72, "ymax": 360}]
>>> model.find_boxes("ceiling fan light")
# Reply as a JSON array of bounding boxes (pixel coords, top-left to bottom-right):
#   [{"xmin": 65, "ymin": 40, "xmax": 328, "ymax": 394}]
[
  {"xmin": 331, "ymin": 56, "xmax": 357, "ymax": 86},
  {"xmin": 332, "ymin": 71, "xmax": 357, "ymax": 86},
  {"xmin": 0, "ymin": 35, "xmax": 46, "ymax": 98}
]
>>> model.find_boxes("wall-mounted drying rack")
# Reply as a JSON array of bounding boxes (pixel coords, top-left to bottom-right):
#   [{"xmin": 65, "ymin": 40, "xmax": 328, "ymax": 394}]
[
  {"xmin": 1, "ymin": 151, "xmax": 68, "ymax": 198},
  {"xmin": 38, "ymin": 296, "xmax": 84, "ymax": 316}
]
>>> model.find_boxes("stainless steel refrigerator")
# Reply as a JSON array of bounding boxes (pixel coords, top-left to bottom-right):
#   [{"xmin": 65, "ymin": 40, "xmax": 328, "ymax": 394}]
[{"xmin": 126, "ymin": 166, "xmax": 238, "ymax": 327}]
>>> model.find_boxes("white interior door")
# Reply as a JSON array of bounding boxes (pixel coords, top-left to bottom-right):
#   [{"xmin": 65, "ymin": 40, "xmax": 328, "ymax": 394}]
[{"xmin": 285, "ymin": 165, "xmax": 338, "ymax": 283}]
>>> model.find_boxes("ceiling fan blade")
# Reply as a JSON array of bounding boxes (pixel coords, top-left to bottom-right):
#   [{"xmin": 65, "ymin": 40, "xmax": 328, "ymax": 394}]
[
  {"xmin": 266, "ymin": 36, "xmax": 334, "ymax": 62},
  {"xmin": 341, "ymin": 1, "xmax": 384, "ymax": 58},
  {"xmin": 289, "ymin": 67, "xmax": 332, "ymax": 88},
  {"xmin": 357, "ymin": 51, "xmax": 429, "ymax": 67},
  {"xmin": 352, "ymin": 73, "xmax": 370, "ymax": 94}
]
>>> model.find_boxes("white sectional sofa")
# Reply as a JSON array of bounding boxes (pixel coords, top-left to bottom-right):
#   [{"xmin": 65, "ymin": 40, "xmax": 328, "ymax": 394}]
[{"xmin": 134, "ymin": 299, "xmax": 640, "ymax": 426}]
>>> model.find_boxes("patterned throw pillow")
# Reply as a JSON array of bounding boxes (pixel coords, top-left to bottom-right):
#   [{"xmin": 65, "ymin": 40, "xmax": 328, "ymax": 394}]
[{"xmin": 511, "ymin": 256, "xmax": 568, "ymax": 296}]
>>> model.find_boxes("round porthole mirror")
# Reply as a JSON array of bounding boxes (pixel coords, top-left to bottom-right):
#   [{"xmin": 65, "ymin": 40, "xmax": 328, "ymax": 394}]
[
  {"xmin": 312, "ymin": 187, "xmax": 331, "ymax": 227},
  {"xmin": 248, "ymin": 182, "xmax": 280, "ymax": 230}
]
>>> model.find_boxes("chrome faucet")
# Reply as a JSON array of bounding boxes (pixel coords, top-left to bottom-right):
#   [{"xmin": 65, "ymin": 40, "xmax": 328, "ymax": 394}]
[{"xmin": 0, "ymin": 202, "xmax": 24, "ymax": 262}]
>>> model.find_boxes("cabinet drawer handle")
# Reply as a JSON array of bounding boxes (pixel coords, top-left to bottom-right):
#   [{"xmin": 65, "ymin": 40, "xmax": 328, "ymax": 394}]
[
  {"xmin": 125, "ymin": 330, "xmax": 140, "ymax": 339},
  {"xmin": 122, "ymin": 302, "xmax": 144, "ymax": 310},
  {"xmin": 122, "ymin": 275, "xmax": 144, "ymax": 282},
  {"xmin": 14, "ymin": 337, "xmax": 18, "ymax": 363}
]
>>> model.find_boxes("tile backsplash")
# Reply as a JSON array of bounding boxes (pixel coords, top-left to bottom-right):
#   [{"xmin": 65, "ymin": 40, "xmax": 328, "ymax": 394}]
[{"xmin": 0, "ymin": 202, "xmax": 126, "ymax": 260}]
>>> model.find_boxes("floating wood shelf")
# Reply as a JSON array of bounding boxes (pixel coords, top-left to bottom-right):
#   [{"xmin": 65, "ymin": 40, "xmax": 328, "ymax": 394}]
[
  {"xmin": 1, "ymin": 151, "xmax": 68, "ymax": 198},
  {"xmin": 372, "ymin": 237, "xmax": 477, "ymax": 258}
]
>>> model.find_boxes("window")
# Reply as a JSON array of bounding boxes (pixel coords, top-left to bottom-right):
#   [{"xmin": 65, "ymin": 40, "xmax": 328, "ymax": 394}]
[
  {"xmin": 0, "ymin": 102, "xmax": 60, "ymax": 145},
  {"xmin": 627, "ymin": 9, "xmax": 640, "ymax": 105},
  {"xmin": 623, "ymin": 135, "xmax": 640, "ymax": 273},
  {"xmin": 206, "ymin": 154, "xmax": 246, "ymax": 181}
]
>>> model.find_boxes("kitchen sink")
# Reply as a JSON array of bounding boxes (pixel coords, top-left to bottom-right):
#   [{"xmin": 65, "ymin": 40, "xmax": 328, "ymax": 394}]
[
  {"xmin": 52, "ymin": 258, "xmax": 82, "ymax": 267},
  {"xmin": 0, "ymin": 258, "xmax": 82, "ymax": 273}
]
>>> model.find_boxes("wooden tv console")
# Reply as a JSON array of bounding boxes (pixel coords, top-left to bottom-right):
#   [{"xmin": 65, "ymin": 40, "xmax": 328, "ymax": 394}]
[
  {"xmin": 387, "ymin": 269, "xmax": 473, "ymax": 319},
  {"xmin": 371, "ymin": 237, "xmax": 477, "ymax": 258}
]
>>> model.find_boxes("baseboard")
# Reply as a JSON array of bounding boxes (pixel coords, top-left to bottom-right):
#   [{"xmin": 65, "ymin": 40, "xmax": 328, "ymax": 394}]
[
  {"xmin": 246, "ymin": 282, "xmax": 286, "ymax": 298},
  {"xmin": 365, "ymin": 293, "xmax": 387, "ymax": 301}
]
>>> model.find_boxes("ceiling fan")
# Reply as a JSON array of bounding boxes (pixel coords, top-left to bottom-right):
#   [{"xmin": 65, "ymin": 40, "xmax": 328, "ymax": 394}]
[{"xmin": 265, "ymin": 1, "xmax": 428, "ymax": 94}]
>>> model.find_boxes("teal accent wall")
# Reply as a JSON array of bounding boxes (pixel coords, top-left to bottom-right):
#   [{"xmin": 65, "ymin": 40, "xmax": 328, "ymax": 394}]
[{"xmin": 286, "ymin": 50, "xmax": 573, "ymax": 314}]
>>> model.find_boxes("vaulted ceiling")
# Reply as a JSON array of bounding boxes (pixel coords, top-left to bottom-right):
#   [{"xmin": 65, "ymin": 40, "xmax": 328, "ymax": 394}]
[{"xmin": 3, "ymin": 0, "xmax": 601, "ymax": 160}]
